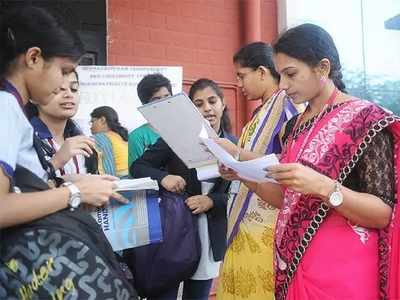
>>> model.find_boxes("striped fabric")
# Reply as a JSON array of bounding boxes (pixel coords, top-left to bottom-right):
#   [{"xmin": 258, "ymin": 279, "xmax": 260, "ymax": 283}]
[
  {"xmin": 227, "ymin": 90, "xmax": 299, "ymax": 245},
  {"xmin": 217, "ymin": 90, "xmax": 301, "ymax": 300},
  {"xmin": 94, "ymin": 131, "xmax": 128, "ymax": 177}
]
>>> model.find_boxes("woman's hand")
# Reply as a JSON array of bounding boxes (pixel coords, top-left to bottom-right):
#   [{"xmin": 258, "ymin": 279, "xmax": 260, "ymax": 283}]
[
  {"xmin": 74, "ymin": 175, "xmax": 128, "ymax": 207},
  {"xmin": 214, "ymin": 138, "xmax": 240, "ymax": 157},
  {"xmin": 185, "ymin": 195, "xmax": 214, "ymax": 214},
  {"xmin": 218, "ymin": 163, "xmax": 241, "ymax": 181},
  {"xmin": 51, "ymin": 135, "xmax": 96, "ymax": 169},
  {"xmin": 267, "ymin": 163, "xmax": 333, "ymax": 198},
  {"xmin": 161, "ymin": 175, "xmax": 186, "ymax": 193}
]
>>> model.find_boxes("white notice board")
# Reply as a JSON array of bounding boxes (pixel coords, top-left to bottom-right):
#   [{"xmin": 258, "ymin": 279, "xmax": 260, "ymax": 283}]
[
  {"xmin": 138, "ymin": 93, "xmax": 218, "ymax": 169},
  {"xmin": 74, "ymin": 66, "xmax": 182, "ymax": 135}
]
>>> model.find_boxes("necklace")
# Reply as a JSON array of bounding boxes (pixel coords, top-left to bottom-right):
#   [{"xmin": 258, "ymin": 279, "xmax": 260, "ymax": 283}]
[{"xmin": 286, "ymin": 88, "xmax": 339, "ymax": 163}]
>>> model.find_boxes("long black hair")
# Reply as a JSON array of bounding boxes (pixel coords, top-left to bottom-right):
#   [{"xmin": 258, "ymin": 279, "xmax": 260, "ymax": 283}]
[
  {"xmin": 0, "ymin": 6, "xmax": 84, "ymax": 78},
  {"xmin": 273, "ymin": 23, "xmax": 346, "ymax": 92},
  {"xmin": 189, "ymin": 78, "xmax": 232, "ymax": 134},
  {"xmin": 233, "ymin": 41, "xmax": 280, "ymax": 81},
  {"xmin": 90, "ymin": 106, "xmax": 128, "ymax": 141}
]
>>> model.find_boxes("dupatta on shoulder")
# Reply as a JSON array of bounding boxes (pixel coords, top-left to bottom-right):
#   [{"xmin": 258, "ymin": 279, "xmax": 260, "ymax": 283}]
[
  {"xmin": 227, "ymin": 90, "xmax": 298, "ymax": 246},
  {"xmin": 94, "ymin": 132, "xmax": 117, "ymax": 176}
]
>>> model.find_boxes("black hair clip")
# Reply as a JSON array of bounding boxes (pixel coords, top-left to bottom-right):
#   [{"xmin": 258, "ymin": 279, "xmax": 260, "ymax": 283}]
[{"xmin": 7, "ymin": 27, "xmax": 15, "ymax": 42}]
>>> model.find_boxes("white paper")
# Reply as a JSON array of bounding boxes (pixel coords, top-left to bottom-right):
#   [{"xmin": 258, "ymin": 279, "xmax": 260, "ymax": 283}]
[
  {"xmin": 196, "ymin": 163, "xmax": 220, "ymax": 181},
  {"xmin": 114, "ymin": 177, "xmax": 159, "ymax": 191},
  {"xmin": 200, "ymin": 137, "xmax": 279, "ymax": 183},
  {"xmin": 138, "ymin": 93, "xmax": 218, "ymax": 169}
]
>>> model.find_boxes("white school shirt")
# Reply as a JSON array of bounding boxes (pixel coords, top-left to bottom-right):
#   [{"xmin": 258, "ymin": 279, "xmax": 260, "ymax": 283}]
[
  {"xmin": 0, "ymin": 91, "xmax": 47, "ymax": 181},
  {"xmin": 30, "ymin": 116, "xmax": 87, "ymax": 176},
  {"xmin": 190, "ymin": 181, "xmax": 221, "ymax": 280}
]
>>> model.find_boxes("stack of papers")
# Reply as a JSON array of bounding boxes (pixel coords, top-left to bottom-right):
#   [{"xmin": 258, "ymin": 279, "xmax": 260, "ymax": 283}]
[
  {"xmin": 114, "ymin": 177, "xmax": 159, "ymax": 191},
  {"xmin": 199, "ymin": 126, "xmax": 280, "ymax": 183}
]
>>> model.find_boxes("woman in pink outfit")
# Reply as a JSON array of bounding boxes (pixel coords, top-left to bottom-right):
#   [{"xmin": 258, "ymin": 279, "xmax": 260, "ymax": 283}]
[{"xmin": 217, "ymin": 23, "xmax": 400, "ymax": 300}]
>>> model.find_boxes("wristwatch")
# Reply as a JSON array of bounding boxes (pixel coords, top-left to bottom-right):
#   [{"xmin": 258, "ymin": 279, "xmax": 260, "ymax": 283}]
[
  {"xmin": 328, "ymin": 181, "xmax": 343, "ymax": 207},
  {"xmin": 62, "ymin": 182, "xmax": 81, "ymax": 211}
]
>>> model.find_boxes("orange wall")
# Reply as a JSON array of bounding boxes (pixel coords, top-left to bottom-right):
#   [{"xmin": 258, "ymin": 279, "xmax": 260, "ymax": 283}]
[{"xmin": 107, "ymin": 0, "xmax": 277, "ymax": 135}]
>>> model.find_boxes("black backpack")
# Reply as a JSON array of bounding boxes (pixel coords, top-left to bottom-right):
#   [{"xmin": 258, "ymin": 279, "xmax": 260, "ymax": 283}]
[{"xmin": 0, "ymin": 135, "xmax": 138, "ymax": 299}]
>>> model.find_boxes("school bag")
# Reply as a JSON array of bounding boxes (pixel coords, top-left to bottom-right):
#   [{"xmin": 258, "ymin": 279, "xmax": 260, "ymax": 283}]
[
  {"xmin": 124, "ymin": 191, "xmax": 201, "ymax": 298},
  {"xmin": 0, "ymin": 134, "xmax": 138, "ymax": 300}
]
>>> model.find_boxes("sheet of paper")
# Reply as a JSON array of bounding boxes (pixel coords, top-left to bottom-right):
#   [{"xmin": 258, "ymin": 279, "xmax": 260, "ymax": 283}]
[
  {"xmin": 114, "ymin": 177, "xmax": 159, "ymax": 191},
  {"xmin": 138, "ymin": 93, "xmax": 218, "ymax": 169},
  {"xmin": 200, "ymin": 137, "xmax": 279, "ymax": 183},
  {"xmin": 91, "ymin": 190, "xmax": 162, "ymax": 251},
  {"xmin": 196, "ymin": 163, "xmax": 220, "ymax": 181}
]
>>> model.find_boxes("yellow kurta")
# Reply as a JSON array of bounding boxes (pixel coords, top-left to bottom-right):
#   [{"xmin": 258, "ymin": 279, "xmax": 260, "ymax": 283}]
[
  {"xmin": 95, "ymin": 131, "xmax": 129, "ymax": 177},
  {"xmin": 217, "ymin": 90, "xmax": 300, "ymax": 300},
  {"xmin": 218, "ymin": 199, "xmax": 277, "ymax": 299}
]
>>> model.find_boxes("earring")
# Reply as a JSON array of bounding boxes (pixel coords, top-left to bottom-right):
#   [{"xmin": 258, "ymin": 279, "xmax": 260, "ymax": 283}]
[{"xmin": 320, "ymin": 76, "xmax": 327, "ymax": 84}]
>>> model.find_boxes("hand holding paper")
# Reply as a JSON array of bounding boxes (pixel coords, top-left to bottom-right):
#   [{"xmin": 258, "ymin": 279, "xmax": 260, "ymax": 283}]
[{"xmin": 199, "ymin": 126, "xmax": 280, "ymax": 182}]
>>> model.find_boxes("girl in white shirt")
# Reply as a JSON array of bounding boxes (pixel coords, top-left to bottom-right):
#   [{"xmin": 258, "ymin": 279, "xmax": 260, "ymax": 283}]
[
  {"xmin": 0, "ymin": 6, "xmax": 125, "ymax": 231},
  {"xmin": 26, "ymin": 70, "xmax": 96, "ymax": 177}
]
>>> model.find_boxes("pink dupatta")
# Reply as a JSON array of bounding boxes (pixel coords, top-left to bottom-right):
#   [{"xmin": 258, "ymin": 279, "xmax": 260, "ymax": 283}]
[{"xmin": 274, "ymin": 99, "xmax": 400, "ymax": 300}]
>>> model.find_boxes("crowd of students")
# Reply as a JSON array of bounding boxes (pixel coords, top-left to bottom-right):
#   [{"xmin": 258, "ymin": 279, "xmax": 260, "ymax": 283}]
[{"xmin": 0, "ymin": 5, "xmax": 399, "ymax": 300}]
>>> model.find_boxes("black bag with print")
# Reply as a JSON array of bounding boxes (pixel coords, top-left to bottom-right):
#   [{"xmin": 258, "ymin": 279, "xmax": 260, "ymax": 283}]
[{"xmin": 0, "ymin": 166, "xmax": 138, "ymax": 299}]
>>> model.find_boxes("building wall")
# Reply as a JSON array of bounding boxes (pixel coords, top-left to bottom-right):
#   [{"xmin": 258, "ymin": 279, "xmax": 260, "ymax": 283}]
[{"xmin": 107, "ymin": 0, "xmax": 278, "ymax": 135}]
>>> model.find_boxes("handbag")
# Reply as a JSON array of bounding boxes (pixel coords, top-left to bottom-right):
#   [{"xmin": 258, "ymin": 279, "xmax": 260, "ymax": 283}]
[{"xmin": 123, "ymin": 191, "xmax": 201, "ymax": 298}]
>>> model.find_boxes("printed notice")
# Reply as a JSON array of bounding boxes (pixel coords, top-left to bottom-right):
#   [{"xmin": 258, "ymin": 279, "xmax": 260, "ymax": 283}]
[{"xmin": 92, "ymin": 190, "xmax": 162, "ymax": 251}]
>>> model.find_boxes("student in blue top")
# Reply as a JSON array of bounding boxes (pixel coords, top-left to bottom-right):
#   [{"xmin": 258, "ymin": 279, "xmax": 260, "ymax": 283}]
[
  {"xmin": 128, "ymin": 73, "xmax": 172, "ymax": 173},
  {"xmin": 0, "ymin": 6, "xmax": 125, "ymax": 230}
]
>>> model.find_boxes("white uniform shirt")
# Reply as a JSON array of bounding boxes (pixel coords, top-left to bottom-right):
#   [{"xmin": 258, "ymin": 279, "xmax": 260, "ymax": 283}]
[
  {"xmin": 30, "ymin": 116, "xmax": 87, "ymax": 176},
  {"xmin": 190, "ymin": 181, "xmax": 221, "ymax": 280},
  {"xmin": 0, "ymin": 91, "xmax": 47, "ymax": 181}
]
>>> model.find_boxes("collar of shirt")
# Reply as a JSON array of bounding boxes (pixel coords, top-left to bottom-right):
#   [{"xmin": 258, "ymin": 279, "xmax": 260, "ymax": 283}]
[
  {"xmin": 30, "ymin": 116, "xmax": 53, "ymax": 139},
  {"xmin": 0, "ymin": 79, "xmax": 24, "ymax": 111}
]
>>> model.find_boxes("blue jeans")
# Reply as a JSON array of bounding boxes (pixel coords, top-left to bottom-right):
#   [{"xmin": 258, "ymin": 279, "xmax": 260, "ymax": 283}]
[{"xmin": 148, "ymin": 279, "xmax": 213, "ymax": 300}]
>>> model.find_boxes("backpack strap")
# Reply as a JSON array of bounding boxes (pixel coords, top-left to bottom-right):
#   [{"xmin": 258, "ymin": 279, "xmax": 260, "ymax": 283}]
[{"xmin": 32, "ymin": 133, "xmax": 64, "ymax": 187}]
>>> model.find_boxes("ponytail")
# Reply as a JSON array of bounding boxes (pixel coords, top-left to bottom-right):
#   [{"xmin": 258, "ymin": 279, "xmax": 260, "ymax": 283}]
[
  {"xmin": 90, "ymin": 106, "xmax": 128, "ymax": 141},
  {"xmin": 331, "ymin": 70, "xmax": 347, "ymax": 93},
  {"xmin": 108, "ymin": 121, "xmax": 128, "ymax": 141}
]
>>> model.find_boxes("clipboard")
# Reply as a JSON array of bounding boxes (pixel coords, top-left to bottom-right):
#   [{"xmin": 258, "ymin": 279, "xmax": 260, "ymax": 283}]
[{"xmin": 138, "ymin": 92, "xmax": 218, "ymax": 169}]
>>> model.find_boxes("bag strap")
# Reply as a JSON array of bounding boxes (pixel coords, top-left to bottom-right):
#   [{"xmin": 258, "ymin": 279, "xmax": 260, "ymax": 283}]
[{"xmin": 32, "ymin": 133, "xmax": 64, "ymax": 187}]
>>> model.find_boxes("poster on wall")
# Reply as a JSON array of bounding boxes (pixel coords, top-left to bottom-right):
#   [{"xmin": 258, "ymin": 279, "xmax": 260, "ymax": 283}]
[{"xmin": 75, "ymin": 66, "xmax": 183, "ymax": 135}]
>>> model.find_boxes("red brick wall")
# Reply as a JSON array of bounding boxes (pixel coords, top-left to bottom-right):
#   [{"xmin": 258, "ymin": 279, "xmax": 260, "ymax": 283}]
[{"xmin": 107, "ymin": 0, "xmax": 278, "ymax": 135}]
